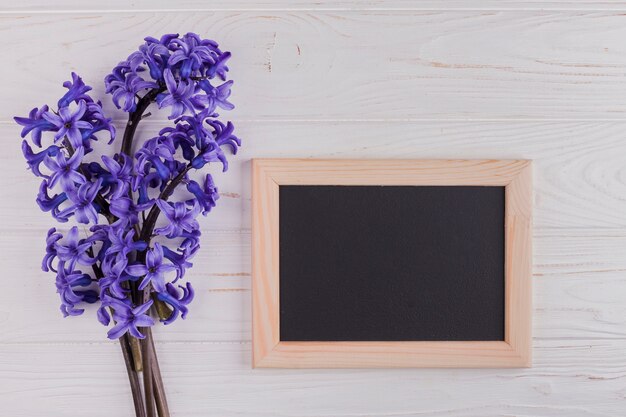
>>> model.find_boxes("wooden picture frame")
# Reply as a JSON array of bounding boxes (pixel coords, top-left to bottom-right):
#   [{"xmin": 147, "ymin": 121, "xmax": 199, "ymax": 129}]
[{"xmin": 252, "ymin": 159, "xmax": 532, "ymax": 368}]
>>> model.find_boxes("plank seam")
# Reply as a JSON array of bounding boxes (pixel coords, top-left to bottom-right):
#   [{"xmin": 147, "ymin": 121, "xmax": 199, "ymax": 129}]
[
  {"xmin": 0, "ymin": 337, "xmax": 623, "ymax": 346},
  {"xmin": 9, "ymin": 119, "xmax": 626, "ymax": 124},
  {"xmin": 4, "ymin": 8, "xmax": 626, "ymax": 13}
]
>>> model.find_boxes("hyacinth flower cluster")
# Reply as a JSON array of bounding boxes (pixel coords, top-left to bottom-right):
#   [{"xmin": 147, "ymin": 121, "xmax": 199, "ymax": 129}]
[{"xmin": 15, "ymin": 33, "xmax": 240, "ymax": 342}]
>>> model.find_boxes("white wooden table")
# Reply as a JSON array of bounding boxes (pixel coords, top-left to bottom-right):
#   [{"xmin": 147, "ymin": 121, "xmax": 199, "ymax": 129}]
[{"xmin": 2, "ymin": 2, "xmax": 626, "ymax": 416}]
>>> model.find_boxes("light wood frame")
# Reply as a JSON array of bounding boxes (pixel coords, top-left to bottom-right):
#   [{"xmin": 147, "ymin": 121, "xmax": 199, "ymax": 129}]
[{"xmin": 252, "ymin": 159, "xmax": 532, "ymax": 368}]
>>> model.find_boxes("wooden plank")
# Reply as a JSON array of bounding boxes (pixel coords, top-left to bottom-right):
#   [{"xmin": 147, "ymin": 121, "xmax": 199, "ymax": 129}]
[
  {"xmin": 505, "ymin": 162, "xmax": 533, "ymax": 364},
  {"xmin": 5, "ymin": 121, "xmax": 626, "ymax": 229},
  {"xmin": 1, "ymin": 228, "xmax": 625, "ymax": 343},
  {"xmin": 253, "ymin": 158, "xmax": 531, "ymax": 185},
  {"xmin": 4, "ymin": 2, "xmax": 626, "ymax": 12},
  {"xmin": 251, "ymin": 160, "xmax": 280, "ymax": 366},
  {"xmin": 4, "ymin": 12, "xmax": 626, "ymax": 121},
  {"xmin": 0, "ymin": 339, "xmax": 624, "ymax": 417},
  {"xmin": 260, "ymin": 341, "xmax": 525, "ymax": 369}
]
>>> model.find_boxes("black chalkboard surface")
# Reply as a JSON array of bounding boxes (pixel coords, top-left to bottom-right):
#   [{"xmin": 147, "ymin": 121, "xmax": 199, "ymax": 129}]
[{"xmin": 279, "ymin": 185, "xmax": 505, "ymax": 342}]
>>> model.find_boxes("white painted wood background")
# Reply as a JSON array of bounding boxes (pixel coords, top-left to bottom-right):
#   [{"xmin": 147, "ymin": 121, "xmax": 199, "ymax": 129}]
[{"xmin": 2, "ymin": 1, "xmax": 626, "ymax": 416}]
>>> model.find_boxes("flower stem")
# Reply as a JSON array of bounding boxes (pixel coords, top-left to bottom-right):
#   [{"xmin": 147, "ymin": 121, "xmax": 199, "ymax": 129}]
[
  {"xmin": 89, "ymin": 257, "xmax": 146, "ymax": 415},
  {"xmin": 150, "ymin": 334, "xmax": 170, "ymax": 417},
  {"xmin": 142, "ymin": 327, "xmax": 156, "ymax": 417},
  {"xmin": 121, "ymin": 87, "xmax": 165, "ymax": 157},
  {"xmin": 139, "ymin": 165, "xmax": 192, "ymax": 243},
  {"xmin": 120, "ymin": 334, "xmax": 147, "ymax": 417},
  {"xmin": 142, "ymin": 286, "xmax": 157, "ymax": 417},
  {"xmin": 129, "ymin": 335, "xmax": 144, "ymax": 372},
  {"xmin": 153, "ymin": 297, "xmax": 173, "ymax": 321},
  {"xmin": 118, "ymin": 83, "xmax": 170, "ymax": 417}
]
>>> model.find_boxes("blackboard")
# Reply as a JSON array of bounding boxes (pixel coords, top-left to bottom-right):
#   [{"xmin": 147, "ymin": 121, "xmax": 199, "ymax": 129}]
[
  {"xmin": 252, "ymin": 159, "xmax": 531, "ymax": 368},
  {"xmin": 279, "ymin": 185, "xmax": 505, "ymax": 342}
]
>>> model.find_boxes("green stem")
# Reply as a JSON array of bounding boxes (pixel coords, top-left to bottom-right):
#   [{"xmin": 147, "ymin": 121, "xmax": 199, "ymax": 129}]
[
  {"xmin": 153, "ymin": 297, "xmax": 173, "ymax": 321},
  {"xmin": 129, "ymin": 335, "xmax": 144, "ymax": 372}
]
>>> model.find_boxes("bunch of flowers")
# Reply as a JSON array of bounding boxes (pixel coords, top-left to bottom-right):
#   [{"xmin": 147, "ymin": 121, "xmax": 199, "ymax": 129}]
[{"xmin": 15, "ymin": 33, "xmax": 240, "ymax": 417}]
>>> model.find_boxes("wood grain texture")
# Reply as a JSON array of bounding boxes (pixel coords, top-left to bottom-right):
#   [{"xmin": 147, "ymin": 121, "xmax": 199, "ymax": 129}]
[
  {"xmin": 1, "ymin": 339, "xmax": 625, "ymax": 417},
  {"xmin": 251, "ymin": 160, "xmax": 280, "ymax": 366},
  {"xmin": 2, "ymin": 3, "xmax": 626, "ymax": 415},
  {"xmin": 4, "ymin": 12, "xmax": 626, "ymax": 121},
  {"xmin": 505, "ymin": 162, "xmax": 533, "ymax": 366},
  {"xmin": 5, "ymin": 1, "xmax": 626, "ymax": 12},
  {"xmin": 252, "ymin": 158, "xmax": 530, "ymax": 185},
  {"xmin": 261, "ymin": 341, "xmax": 524, "ymax": 369},
  {"xmin": 6, "ymin": 121, "xmax": 626, "ymax": 230},
  {"xmin": 252, "ymin": 159, "xmax": 532, "ymax": 368},
  {"xmin": 1, "ymin": 228, "xmax": 625, "ymax": 343}
]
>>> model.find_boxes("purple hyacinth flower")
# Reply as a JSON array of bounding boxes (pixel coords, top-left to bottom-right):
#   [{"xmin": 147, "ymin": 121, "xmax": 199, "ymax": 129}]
[
  {"xmin": 84, "ymin": 226, "xmax": 108, "ymax": 261},
  {"xmin": 58, "ymin": 72, "xmax": 93, "ymax": 108},
  {"xmin": 104, "ymin": 63, "xmax": 130, "ymax": 103},
  {"xmin": 84, "ymin": 161, "xmax": 109, "ymax": 183},
  {"xmin": 109, "ymin": 196, "xmax": 153, "ymax": 225},
  {"xmin": 191, "ymin": 120, "xmax": 239, "ymax": 172},
  {"xmin": 180, "ymin": 229, "xmax": 201, "ymax": 259},
  {"xmin": 186, "ymin": 174, "xmax": 219, "ymax": 215},
  {"xmin": 159, "ymin": 122, "xmax": 196, "ymax": 161},
  {"xmin": 100, "ymin": 296, "xmax": 155, "ymax": 339},
  {"xmin": 157, "ymin": 69, "xmax": 197, "ymax": 119},
  {"xmin": 210, "ymin": 120, "xmax": 240, "ymax": 154},
  {"xmin": 55, "ymin": 226, "xmax": 97, "ymax": 270},
  {"xmin": 42, "ymin": 100, "xmax": 93, "ymax": 149},
  {"xmin": 81, "ymin": 100, "xmax": 117, "ymax": 146},
  {"xmin": 36, "ymin": 180, "xmax": 71, "ymax": 222},
  {"xmin": 101, "ymin": 154, "xmax": 132, "ymax": 199},
  {"xmin": 154, "ymin": 200, "xmax": 201, "ymax": 238},
  {"xmin": 64, "ymin": 179, "xmax": 102, "ymax": 224},
  {"xmin": 105, "ymin": 221, "xmax": 148, "ymax": 259},
  {"xmin": 129, "ymin": 42, "xmax": 170, "ymax": 81},
  {"xmin": 208, "ymin": 51, "xmax": 231, "ymax": 80},
  {"xmin": 126, "ymin": 243, "xmax": 176, "ymax": 293},
  {"xmin": 22, "ymin": 141, "xmax": 61, "ymax": 178},
  {"xmin": 134, "ymin": 171, "xmax": 161, "ymax": 205},
  {"xmin": 168, "ymin": 33, "xmax": 214, "ymax": 79},
  {"xmin": 197, "ymin": 79, "xmax": 234, "ymax": 114},
  {"xmin": 99, "ymin": 256, "xmax": 130, "ymax": 299},
  {"xmin": 162, "ymin": 245, "xmax": 193, "ymax": 280},
  {"xmin": 135, "ymin": 136, "xmax": 175, "ymax": 181},
  {"xmin": 42, "ymin": 227, "xmax": 63, "ymax": 272},
  {"xmin": 157, "ymin": 282, "xmax": 194, "ymax": 325},
  {"xmin": 15, "ymin": 32, "xmax": 242, "ymax": 340},
  {"xmin": 111, "ymin": 73, "xmax": 159, "ymax": 112},
  {"xmin": 55, "ymin": 264, "xmax": 97, "ymax": 317},
  {"xmin": 190, "ymin": 135, "xmax": 224, "ymax": 171},
  {"xmin": 44, "ymin": 147, "xmax": 86, "ymax": 192},
  {"xmin": 14, "ymin": 105, "xmax": 55, "ymax": 147},
  {"xmin": 145, "ymin": 33, "xmax": 179, "ymax": 47}
]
